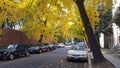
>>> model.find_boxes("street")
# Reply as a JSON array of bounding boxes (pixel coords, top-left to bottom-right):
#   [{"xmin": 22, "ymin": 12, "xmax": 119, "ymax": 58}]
[{"xmin": 0, "ymin": 47, "xmax": 88, "ymax": 68}]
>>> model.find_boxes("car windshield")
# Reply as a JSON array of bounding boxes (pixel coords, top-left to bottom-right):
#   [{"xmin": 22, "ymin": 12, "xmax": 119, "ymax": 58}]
[
  {"xmin": 7, "ymin": 44, "xmax": 17, "ymax": 49},
  {"xmin": 70, "ymin": 46, "xmax": 85, "ymax": 50}
]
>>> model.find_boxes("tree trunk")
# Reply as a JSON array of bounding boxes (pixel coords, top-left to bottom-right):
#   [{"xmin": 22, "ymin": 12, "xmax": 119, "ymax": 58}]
[
  {"xmin": 38, "ymin": 20, "xmax": 47, "ymax": 43},
  {"xmin": 76, "ymin": 0, "xmax": 105, "ymax": 62},
  {"xmin": 95, "ymin": 31, "xmax": 101, "ymax": 48},
  {"xmin": 39, "ymin": 35, "xmax": 43, "ymax": 43}
]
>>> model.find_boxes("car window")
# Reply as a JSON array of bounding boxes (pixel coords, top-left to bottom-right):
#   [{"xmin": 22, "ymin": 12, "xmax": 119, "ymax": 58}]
[
  {"xmin": 16, "ymin": 44, "xmax": 26, "ymax": 49},
  {"xmin": 70, "ymin": 46, "xmax": 76, "ymax": 50},
  {"xmin": 70, "ymin": 46, "xmax": 85, "ymax": 50},
  {"xmin": 78, "ymin": 46, "xmax": 84, "ymax": 50},
  {"xmin": 7, "ymin": 44, "xmax": 17, "ymax": 49},
  {"xmin": 36, "ymin": 43, "xmax": 43, "ymax": 46}
]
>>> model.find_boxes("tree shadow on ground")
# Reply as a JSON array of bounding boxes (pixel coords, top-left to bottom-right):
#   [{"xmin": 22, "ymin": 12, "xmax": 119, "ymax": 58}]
[{"xmin": 92, "ymin": 59, "xmax": 115, "ymax": 68}]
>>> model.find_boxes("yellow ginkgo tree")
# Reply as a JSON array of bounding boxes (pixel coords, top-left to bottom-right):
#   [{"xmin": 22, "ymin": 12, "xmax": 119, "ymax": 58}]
[{"xmin": 0, "ymin": 0, "xmax": 113, "ymax": 64}]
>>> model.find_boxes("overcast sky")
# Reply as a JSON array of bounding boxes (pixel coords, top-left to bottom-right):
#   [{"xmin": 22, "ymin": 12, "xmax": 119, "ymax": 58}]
[{"xmin": 113, "ymin": 0, "xmax": 120, "ymax": 16}]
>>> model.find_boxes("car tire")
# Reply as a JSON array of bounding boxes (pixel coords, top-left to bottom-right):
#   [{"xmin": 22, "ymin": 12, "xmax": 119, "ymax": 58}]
[
  {"xmin": 25, "ymin": 51, "xmax": 29, "ymax": 56},
  {"xmin": 47, "ymin": 48, "xmax": 50, "ymax": 51},
  {"xmin": 8, "ymin": 54, "xmax": 14, "ymax": 60},
  {"xmin": 67, "ymin": 58, "xmax": 71, "ymax": 62}
]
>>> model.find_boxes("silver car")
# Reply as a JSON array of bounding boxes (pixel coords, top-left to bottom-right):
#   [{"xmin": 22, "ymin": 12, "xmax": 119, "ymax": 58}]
[{"xmin": 67, "ymin": 43, "xmax": 88, "ymax": 61}]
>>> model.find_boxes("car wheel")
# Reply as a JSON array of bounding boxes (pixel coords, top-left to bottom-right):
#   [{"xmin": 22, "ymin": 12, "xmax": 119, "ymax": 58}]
[
  {"xmin": 39, "ymin": 49, "xmax": 42, "ymax": 54},
  {"xmin": 8, "ymin": 54, "xmax": 14, "ymax": 60},
  {"xmin": 67, "ymin": 58, "xmax": 71, "ymax": 62},
  {"xmin": 47, "ymin": 48, "xmax": 50, "ymax": 51},
  {"xmin": 25, "ymin": 52, "xmax": 29, "ymax": 56}
]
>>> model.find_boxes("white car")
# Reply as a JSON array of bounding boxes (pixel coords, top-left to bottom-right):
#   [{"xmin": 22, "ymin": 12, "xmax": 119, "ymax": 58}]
[
  {"xmin": 67, "ymin": 44, "xmax": 88, "ymax": 61},
  {"xmin": 57, "ymin": 43, "xmax": 65, "ymax": 48}
]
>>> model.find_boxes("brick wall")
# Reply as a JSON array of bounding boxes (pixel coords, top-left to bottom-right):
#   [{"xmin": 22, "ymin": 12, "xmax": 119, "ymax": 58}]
[{"xmin": 0, "ymin": 29, "xmax": 37, "ymax": 46}]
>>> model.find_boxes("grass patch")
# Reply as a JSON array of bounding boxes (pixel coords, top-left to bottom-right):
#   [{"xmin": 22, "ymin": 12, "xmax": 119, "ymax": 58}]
[
  {"xmin": 110, "ymin": 54, "xmax": 120, "ymax": 60},
  {"xmin": 101, "ymin": 48, "xmax": 114, "ymax": 54},
  {"xmin": 114, "ymin": 52, "xmax": 120, "ymax": 60},
  {"xmin": 101, "ymin": 48, "xmax": 120, "ymax": 60}
]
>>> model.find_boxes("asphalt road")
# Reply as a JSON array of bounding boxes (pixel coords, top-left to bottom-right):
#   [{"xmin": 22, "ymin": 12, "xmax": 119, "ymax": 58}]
[{"xmin": 0, "ymin": 47, "xmax": 88, "ymax": 68}]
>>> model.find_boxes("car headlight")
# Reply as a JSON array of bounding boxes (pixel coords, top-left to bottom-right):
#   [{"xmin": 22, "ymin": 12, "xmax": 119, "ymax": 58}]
[
  {"xmin": 4, "ymin": 51, "xmax": 8, "ymax": 54},
  {"xmin": 67, "ymin": 54, "xmax": 73, "ymax": 57}
]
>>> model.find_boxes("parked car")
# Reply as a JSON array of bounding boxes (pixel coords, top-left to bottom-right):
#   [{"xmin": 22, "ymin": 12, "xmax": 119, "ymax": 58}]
[
  {"xmin": 29, "ymin": 46, "xmax": 42, "ymax": 54},
  {"xmin": 0, "ymin": 44, "xmax": 30, "ymax": 60},
  {"xmin": 67, "ymin": 43, "xmax": 88, "ymax": 61},
  {"xmin": 29, "ymin": 43, "xmax": 50, "ymax": 53},
  {"xmin": 42, "ymin": 43, "xmax": 50, "ymax": 51},
  {"xmin": 48, "ymin": 44, "xmax": 56, "ymax": 50},
  {"xmin": 57, "ymin": 43, "xmax": 65, "ymax": 48}
]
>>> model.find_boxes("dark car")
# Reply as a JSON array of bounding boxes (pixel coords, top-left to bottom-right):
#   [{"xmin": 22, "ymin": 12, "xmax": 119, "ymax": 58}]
[
  {"xmin": 48, "ymin": 44, "xmax": 56, "ymax": 50},
  {"xmin": 29, "ymin": 43, "xmax": 50, "ymax": 54},
  {"xmin": 41, "ymin": 43, "xmax": 50, "ymax": 51},
  {"xmin": 29, "ymin": 46, "xmax": 42, "ymax": 54},
  {"xmin": 0, "ymin": 44, "xmax": 30, "ymax": 60}
]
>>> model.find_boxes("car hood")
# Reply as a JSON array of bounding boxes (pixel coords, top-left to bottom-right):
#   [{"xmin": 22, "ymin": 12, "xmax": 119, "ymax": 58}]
[
  {"xmin": 0, "ymin": 49, "xmax": 15, "ymax": 52},
  {"xmin": 67, "ymin": 50, "xmax": 87, "ymax": 55}
]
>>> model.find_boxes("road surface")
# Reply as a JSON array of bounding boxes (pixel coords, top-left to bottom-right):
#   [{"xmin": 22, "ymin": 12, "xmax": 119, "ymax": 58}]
[{"xmin": 0, "ymin": 47, "xmax": 88, "ymax": 68}]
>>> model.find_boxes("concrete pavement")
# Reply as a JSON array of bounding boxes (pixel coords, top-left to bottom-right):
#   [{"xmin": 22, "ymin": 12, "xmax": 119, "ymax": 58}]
[{"xmin": 104, "ymin": 54, "xmax": 120, "ymax": 68}]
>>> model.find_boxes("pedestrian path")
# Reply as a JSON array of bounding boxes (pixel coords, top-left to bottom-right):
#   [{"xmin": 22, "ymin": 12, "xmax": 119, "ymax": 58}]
[{"xmin": 104, "ymin": 54, "xmax": 120, "ymax": 68}]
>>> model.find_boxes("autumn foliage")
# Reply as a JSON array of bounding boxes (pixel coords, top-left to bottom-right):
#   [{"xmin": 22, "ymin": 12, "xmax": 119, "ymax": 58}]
[{"xmin": 0, "ymin": 0, "xmax": 113, "ymax": 42}]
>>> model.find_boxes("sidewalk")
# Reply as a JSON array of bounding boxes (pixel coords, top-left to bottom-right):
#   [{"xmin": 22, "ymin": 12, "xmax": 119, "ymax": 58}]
[{"xmin": 104, "ymin": 53, "xmax": 120, "ymax": 68}]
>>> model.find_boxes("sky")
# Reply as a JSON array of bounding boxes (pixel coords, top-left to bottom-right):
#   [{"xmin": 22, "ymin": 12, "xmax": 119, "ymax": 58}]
[{"xmin": 113, "ymin": 0, "xmax": 120, "ymax": 16}]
